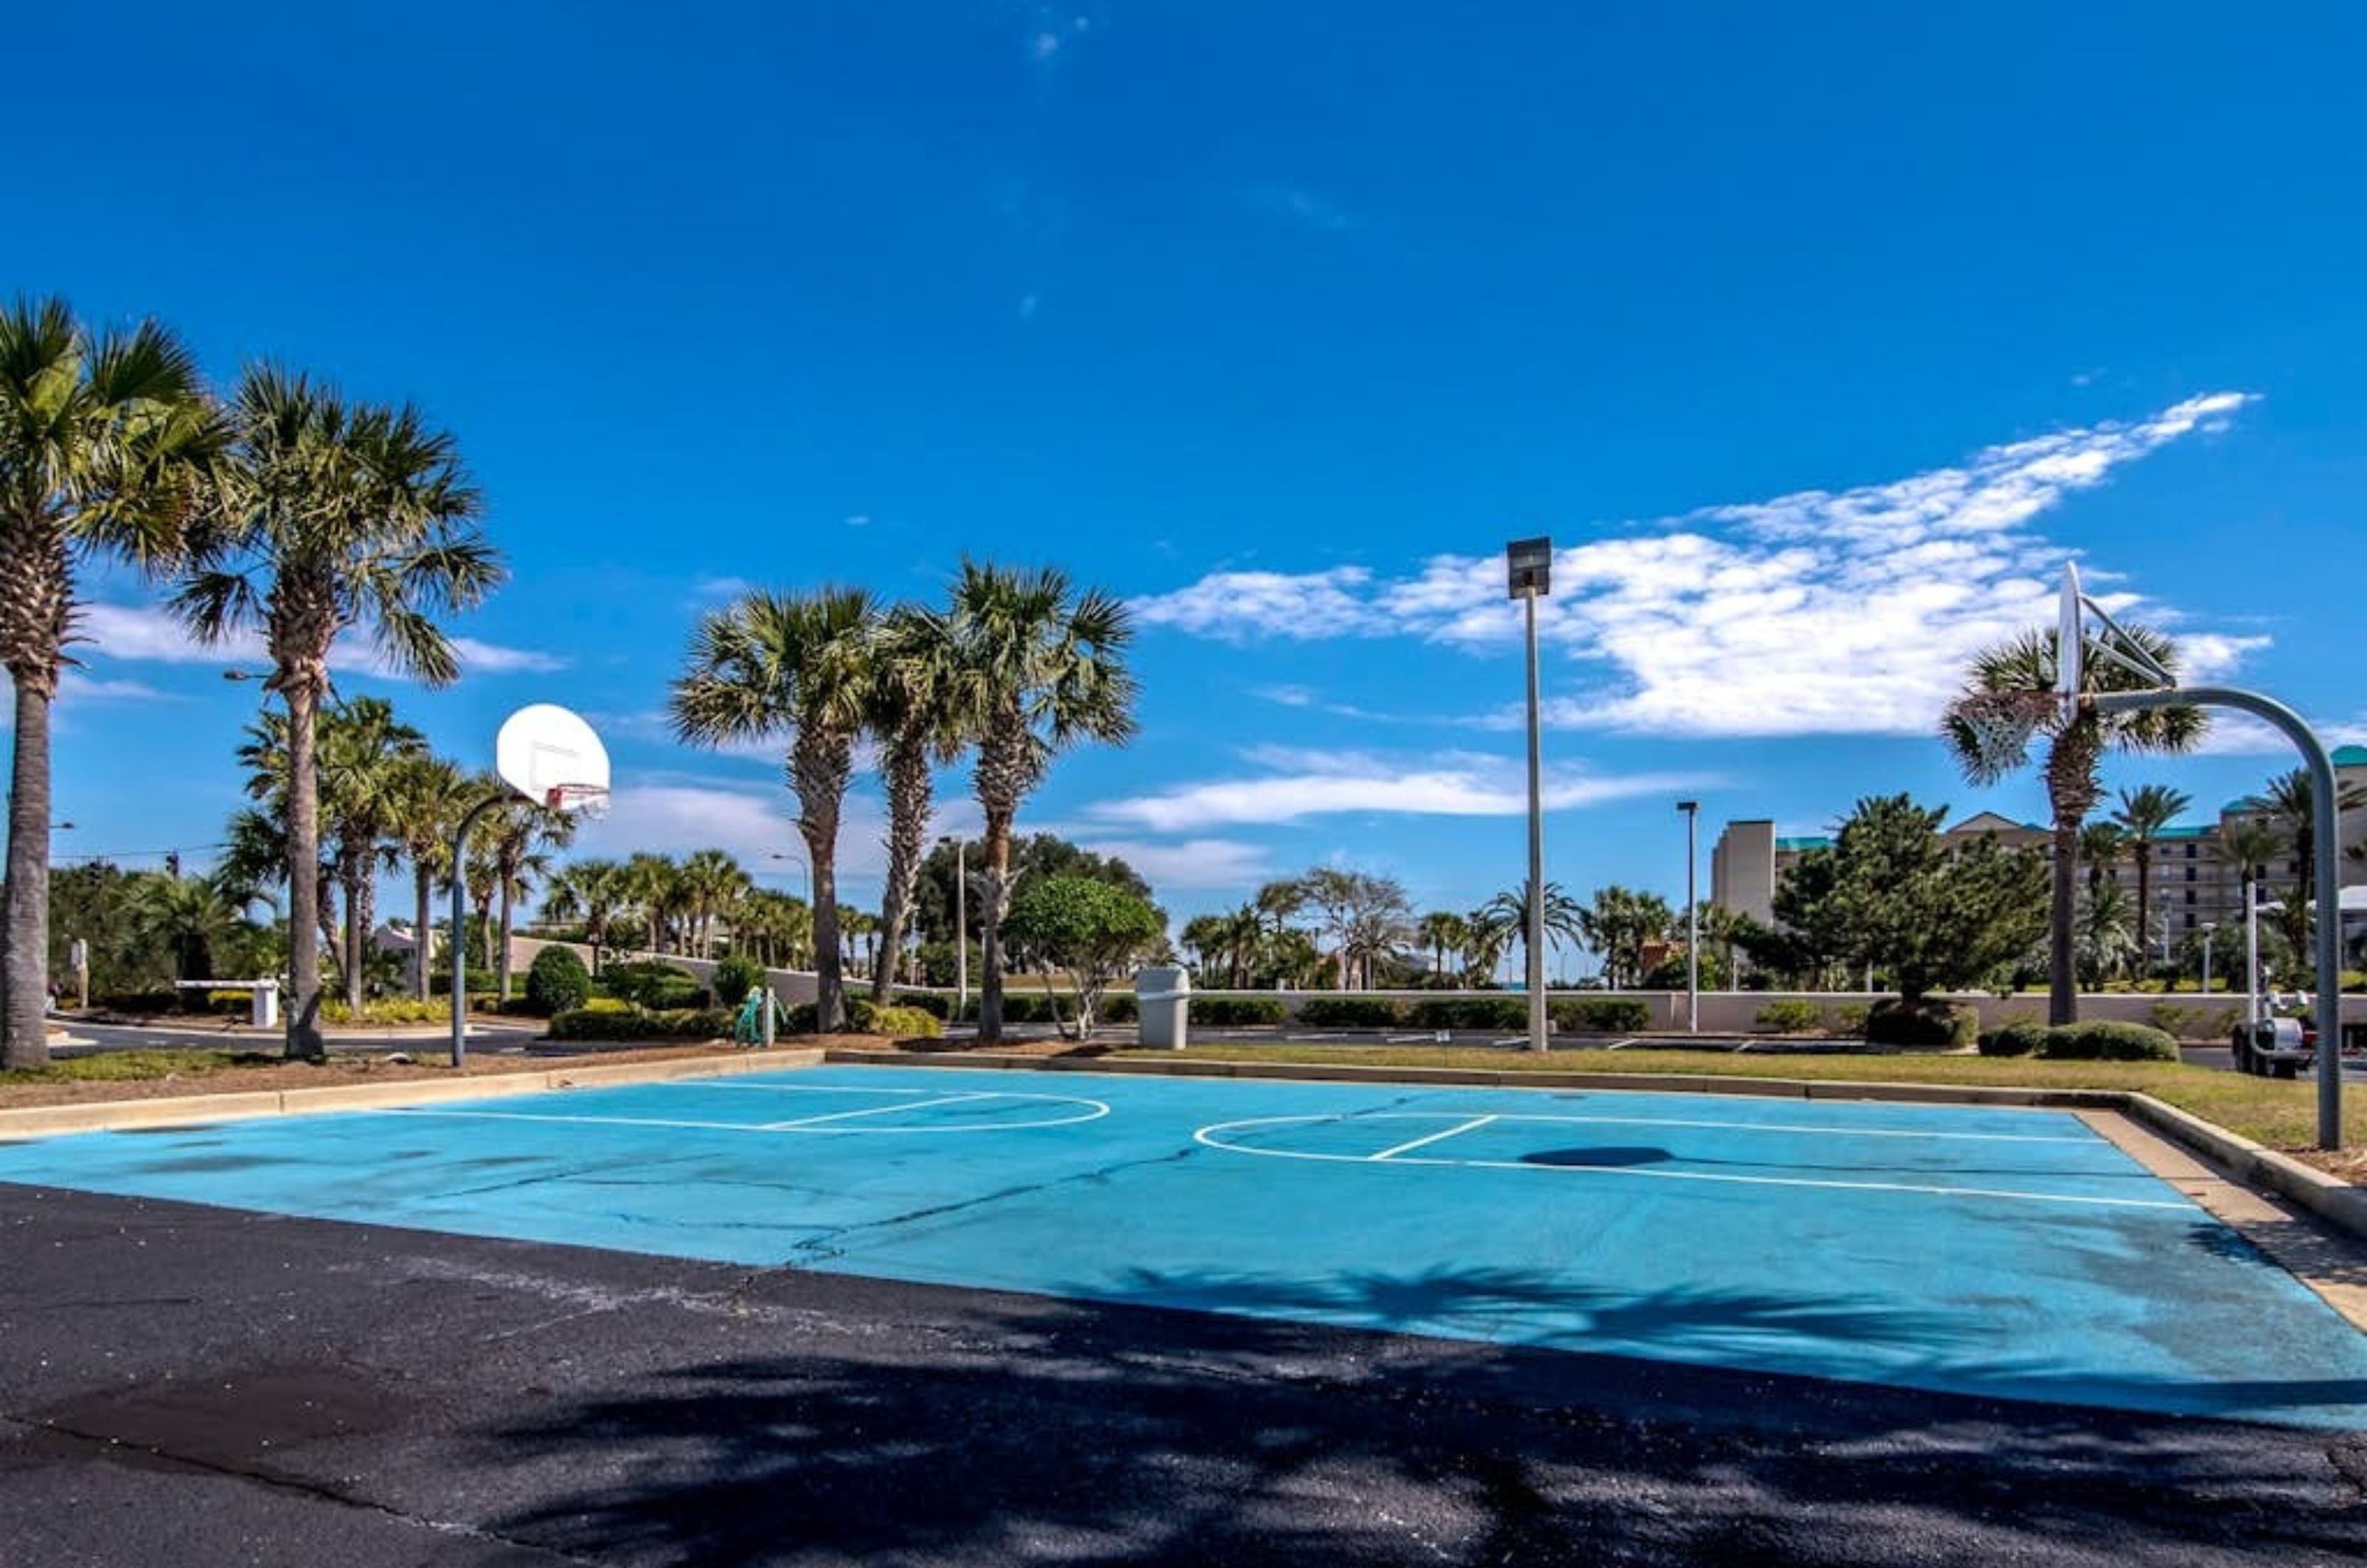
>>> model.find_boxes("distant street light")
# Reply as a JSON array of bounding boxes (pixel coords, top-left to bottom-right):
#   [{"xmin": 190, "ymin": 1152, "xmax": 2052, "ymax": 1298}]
[
  {"xmin": 767, "ymin": 849, "xmax": 812, "ymax": 906},
  {"xmin": 1507, "ymin": 535, "xmax": 1552, "ymax": 1053},
  {"xmin": 1677, "ymin": 800, "xmax": 1700, "ymax": 1033},
  {"xmin": 2201, "ymin": 921, "xmax": 2218, "ymax": 996}
]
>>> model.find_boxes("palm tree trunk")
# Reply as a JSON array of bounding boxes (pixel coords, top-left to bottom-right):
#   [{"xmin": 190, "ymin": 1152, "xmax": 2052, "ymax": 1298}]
[
  {"xmin": 342, "ymin": 848, "xmax": 368, "ymax": 1013},
  {"xmin": 808, "ymin": 823, "xmax": 844, "ymax": 1032},
  {"xmin": 284, "ymin": 681, "xmax": 327, "ymax": 1058},
  {"xmin": 2134, "ymin": 845, "xmax": 2152, "ymax": 976},
  {"xmin": 977, "ymin": 812, "xmax": 1016, "ymax": 1042},
  {"xmin": 2, "ymin": 675, "xmax": 55, "ymax": 1069},
  {"xmin": 411, "ymin": 862, "xmax": 433, "ymax": 1000}
]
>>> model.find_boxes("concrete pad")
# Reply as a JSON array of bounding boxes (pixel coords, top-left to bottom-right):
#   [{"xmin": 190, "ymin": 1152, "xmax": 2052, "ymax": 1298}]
[{"xmin": 0, "ymin": 1091, "xmax": 288, "ymax": 1138}]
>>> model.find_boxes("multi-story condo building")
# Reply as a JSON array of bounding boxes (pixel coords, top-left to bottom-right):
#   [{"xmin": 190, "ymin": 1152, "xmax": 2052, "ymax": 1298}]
[{"xmin": 1711, "ymin": 746, "xmax": 2367, "ymax": 957}]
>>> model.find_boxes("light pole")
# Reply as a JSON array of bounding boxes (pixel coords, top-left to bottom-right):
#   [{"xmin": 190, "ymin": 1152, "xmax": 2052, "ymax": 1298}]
[
  {"xmin": 767, "ymin": 850, "xmax": 812, "ymax": 906},
  {"xmin": 1677, "ymin": 800, "xmax": 1700, "ymax": 1033},
  {"xmin": 2246, "ymin": 880, "xmax": 2263, "ymax": 1030},
  {"xmin": 2200, "ymin": 921, "xmax": 2217, "ymax": 996},
  {"xmin": 1506, "ymin": 536, "xmax": 1553, "ymax": 1052}
]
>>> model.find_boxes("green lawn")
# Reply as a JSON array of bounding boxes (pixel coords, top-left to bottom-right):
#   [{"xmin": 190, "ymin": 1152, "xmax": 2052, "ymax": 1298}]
[
  {"xmin": 1128, "ymin": 1044, "xmax": 2367, "ymax": 1156},
  {"xmin": 1, "ymin": 1050, "xmax": 273, "ymax": 1084}
]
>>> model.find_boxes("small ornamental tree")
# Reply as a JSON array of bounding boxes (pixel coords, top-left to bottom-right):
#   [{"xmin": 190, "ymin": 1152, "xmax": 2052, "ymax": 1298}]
[
  {"xmin": 1002, "ymin": 874, "xmax": 1164, "ymax": 1038},
  {"xmin": 524, "ymin": 944, "xmax": 592, "ymax": 1016}
]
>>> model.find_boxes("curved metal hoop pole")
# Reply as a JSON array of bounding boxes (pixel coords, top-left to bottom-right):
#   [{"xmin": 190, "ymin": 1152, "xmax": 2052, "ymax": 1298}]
[{"xmin": 2090, "ymin": 686, "xmax": 2343, "ymax": 1149}]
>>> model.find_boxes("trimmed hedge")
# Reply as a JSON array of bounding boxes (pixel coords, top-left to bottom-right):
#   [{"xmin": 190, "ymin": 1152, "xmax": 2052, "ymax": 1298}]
[
  {"xmin": 891, "ymin": 990, "xmax": 953, "ymax": 1020},
  {"xmin": 320, "ymin": 998, "xmax": 448, "ymax": 1026},
  {"xmin": 1977, "ymin": 1020, "xmax": 2050, "ymax": 1058},
  {"xmin": 2036, "ymin": 1021, "xmax": 2179, "ymax": 1062},
  {"xmin": 1191, "ymin": 996, "xmax": 1288, "ymax": 1027},
  {"xmin": 1550, "ymin": 997, "xmax": 1650, "ymax": 1033},
  {"xmin": 524, "ymin": 945, "xmax": 592, "ymax": 1017},
  {"xmin": 1297, "ymin": 997, "xmax": 1404, "ymax": 1028},
  {"xmin": 1864, "ymin": 999, "xmax": 1978, "ymax": 1049},
  {"xmin": 549, "ymin": 1005, "xmax": 731, "ymax": 1042},
  {"xmin": 1754, "ymin": 998, "xmax": 1823, "ymax": 1035},
  {"xmin": 599, "ymin": 961, "xmax": 709, "ymax": 1010},
  {"xmin": 1099, "ymin": 994, "xmax": 1138, "ymax": 1024},
  {"xmin": 1406, "ymin": 996, "xmax": 1528, "ymax": 1032},
  {"xmin": 864, "ymin": 1004, "xmax": 945, "ymax": 1040}
]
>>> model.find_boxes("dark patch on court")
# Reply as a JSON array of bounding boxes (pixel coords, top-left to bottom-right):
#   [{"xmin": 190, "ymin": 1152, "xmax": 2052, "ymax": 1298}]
[{"xmin": 1, "ymin": 1181, "xmax": 2363, "ymax": 1566}]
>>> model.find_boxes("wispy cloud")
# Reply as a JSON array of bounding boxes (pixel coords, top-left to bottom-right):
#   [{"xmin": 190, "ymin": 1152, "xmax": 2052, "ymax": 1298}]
[
  {"xmin": 76, "ymin": 602, "xmax": 567, "ymax": 680},
  {"xmin": 570, "ymin": 780, "xmax": 979, "ymax": 882},
  {"xmin": 1135, "ymin": 393, "xmax": 2260, "ymax": 738},
  {"xmin": 1090, "ymin": 746, "xmax": 1715, "ymax": 832},
  {"xmin": 1076, "ymin": 837, "xmax": 1273, "ymax": 891},
  {"xmin": 1243, "ymin": 183, "xmax": 1363, "ymax": 236},
  {"xmin": 58, "ymin": 672, "xmax": 166, "ymax": 703}
]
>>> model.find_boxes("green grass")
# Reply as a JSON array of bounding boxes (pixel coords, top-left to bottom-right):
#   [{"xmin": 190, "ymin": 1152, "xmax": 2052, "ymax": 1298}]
[
  {"xmin": 1132, "ymin": 1044, "xmax": 2367, "ymax": 1155},
  {"xmin": 1, "ymin": 1050, "xmax": 278, "ymax": 1084}
]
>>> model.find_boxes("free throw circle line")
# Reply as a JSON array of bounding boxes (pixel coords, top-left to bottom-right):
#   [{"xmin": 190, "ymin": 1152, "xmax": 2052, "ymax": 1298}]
[{"xmin": 1192, "ymin": 1116, "xmax": 2188, "ymax": 1211}]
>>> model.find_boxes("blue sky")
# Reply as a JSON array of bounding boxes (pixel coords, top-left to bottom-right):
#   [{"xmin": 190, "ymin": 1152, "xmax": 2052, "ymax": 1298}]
[{"xmin": 13, "ymin": 2, "xmax": 2367, "ymax": 954}]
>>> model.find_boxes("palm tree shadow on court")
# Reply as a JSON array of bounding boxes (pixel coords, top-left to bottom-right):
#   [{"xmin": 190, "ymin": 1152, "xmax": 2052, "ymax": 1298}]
[{"xmin": 470, "ymin": 1276, "xmax": 2367, "ymax": 1568}]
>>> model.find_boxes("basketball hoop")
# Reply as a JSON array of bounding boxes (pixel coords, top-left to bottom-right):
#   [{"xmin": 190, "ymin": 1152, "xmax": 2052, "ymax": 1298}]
[
  {"xmin": 544, "ymin": 783, "xmax": 611, "ymax": 821},
  {"xmin": 1947, "ymin": 689, "xmax": 2063, "ymax": 777}
]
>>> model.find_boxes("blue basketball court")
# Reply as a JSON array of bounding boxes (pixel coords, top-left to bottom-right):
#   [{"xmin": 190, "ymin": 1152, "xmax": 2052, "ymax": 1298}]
[{"xmin": 3, "ymin": 1064, "xmax": 2363, "ymax": 1428}]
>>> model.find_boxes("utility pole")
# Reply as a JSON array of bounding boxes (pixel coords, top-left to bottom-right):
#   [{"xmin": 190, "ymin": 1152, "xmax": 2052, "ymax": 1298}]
[{"xmin": 1506, "ymin": 537, "xmax": 1553, "ymax": 1052}]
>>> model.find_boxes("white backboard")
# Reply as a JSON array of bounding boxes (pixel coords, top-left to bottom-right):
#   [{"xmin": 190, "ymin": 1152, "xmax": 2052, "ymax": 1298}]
[
  {"xmin": 2057, "ymin": 561, "xmax": 2084, "ymax": 709},
  {"xmin": 496, "ymin": 704, "xmax": 610, "ymax": 809}
]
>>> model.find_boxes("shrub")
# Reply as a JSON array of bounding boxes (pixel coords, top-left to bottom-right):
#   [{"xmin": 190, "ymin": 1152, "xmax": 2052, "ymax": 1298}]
[
  {"xmin": 320, "ymin": 998, "xmax": 447, "ymax": 1026},
  {"xmin": 1549, "ymin": 997, "xmax": 1650, "ymax": 1033},
  {"xmin": 1297, "ymin": 997, "xmax": 1403, "ymax": 1028},
  {"xmin": 1406, "ymin": 996, "xmax": 1528, "ymax": 1032},
  {"xmin": 1099, "ymin": 994, "xmax": 1138, "ymax": 1024},
  {"xmin": 1754, "ymin": 998, "xmax": 1823, "ymax": 1035},
  {"xmin": 524, "ymin": 946, "xmax": 592, "ymax": 1018},
  {"xmin": 2341, "ymin": 970, "xmax": 2367, "ymax": 994},
  {"xmin": 600, "ymin": 961, "xmax": 707, "ymax": 1010},
  {"xmin": 429, "ymin": 968, "xmax": 499, "ymax": 998},
  {"xmin": 1831, "ymin": 1003, "xmax": 1870, "ymax": 1039},
  {"xmin": 548, "ymin": 1005, "xmax": 730, "ymax": 1042},
  {"xmin": 712, "ymin": 953, "xmax": 766, "ymax": 1009},
  {"xmin": 2037, "ymin": 1021, "xmax": 2179, "ymax": 1062},
  {"xmin": 1977, "ymin": 1020, "xmax": 2050, "ymax": 1058},
  {"xmin": 862, "ymin": 1004, "xmax": 944, "ymax": 1040},
  {"xmin": 987, "ymin": 992, "xmax": 1074, "ymax": 1025},
  {"xmin": 1192, "ymin": 996, "xmax": 1287, "ymax": 1027},
  {"xmin": 783, "ymin": 1002, "xmax": 820, "ymax": 1033},
  {"xmin": 1863, "ymin": 999, "xmax": 1978, "ymax": 1050},
  {"xmin": 205, "ymin": 988, "xmax": 257, "ymax": 1016},
  {"xmin": 891, "ymin": 990, "xmax": 953, "ymax": 1020}
]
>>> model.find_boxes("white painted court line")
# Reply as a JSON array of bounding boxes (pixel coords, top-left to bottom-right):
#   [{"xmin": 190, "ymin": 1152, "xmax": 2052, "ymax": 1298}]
[
  {"xmin": 382, "ymin": 1095, "xmax": 1113, "ymax": 1135},
  {"xmin": 655, "ymin": 1082, "xmax": 943, "ymax": 1096},
  {"xmin": 1369, "ymin": 1115, "xmax": 1499, "ymax": 1161},
  {"xmin": 764, "ymin": 1092, "xmax": 991, "ymax": 1129},
  {"xmin": 388, "ymin": 1108, "xmax": 786, "ymax": 1134},
  {"xmin": 1237, "ymin": 1109, "xmax": 2093, "ymax": 1146},
  {"xmin": 1192, "ymin": 1119, "xmax": 2188, "ymax": 1211}
]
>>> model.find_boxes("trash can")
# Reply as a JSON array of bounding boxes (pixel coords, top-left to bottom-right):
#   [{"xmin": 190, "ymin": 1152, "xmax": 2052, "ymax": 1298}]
[
  {"xmin": 251, "ymin": 981, "xmax": 280, "ymax": 1030},
  {"xmin": 1135, "ymin": 966, "xmax": 1192, "ymax": 1050}
]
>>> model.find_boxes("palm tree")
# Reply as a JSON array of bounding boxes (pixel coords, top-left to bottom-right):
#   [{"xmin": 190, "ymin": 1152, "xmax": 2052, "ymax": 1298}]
[
  {"xmin": 0, "ymin": 298, "xmax": 219, "ymax": 1067},
  {"xmin": 1460, "ymin": 908, "xmax": 1511, "ymax": 987},
  {"xmin": 386, "ymin": 755, "xmax": 468, "ymax": 997},
  {"xmin": 2262, "ymin": 768, "xmax": 2367, "ymax": 953},
  {"xmin": 125, "ymin": 872, "xmax": 243, "ymax": 984},
  {"xmin": 732, "ymin": 888, "xmax": 811, "ymax": 969},
  {"xmin": 672, "ymin": 586, "xmax": 877, "ymax": 1031},
  {"xmin": 2074, "ymin": 881, "xmax": 2141, "ymax": 987},
  {"xmin": 678, "ymin": 848, "xmax": 750, "ymax": 959},
  {"xmin": 944, "ymin": 561, "xmax": 1137, "ymax": 1041},
  {"xmin": 1178, "ymin": 913, "xmax": 1229, "ymax": 982},
  {"xmin": 1415, "ymin": 911, "xmax": 1471, "ymax": 985},
  {"xmin": 316, "ymin": 697, "xmax": 428, "ymax": 1007},
  {"xmin": 865, "ymin": 604, "xmax": 964, "ymax": 1004},
  {"xmin": 1942, "ymin": 624, "xmax": 2204, "ymax": 1025},
  {"xmin": 174, "ymin": 368, "xmax": 500, "ymax": 1057},
  {"xmin": 621, "ymin": 852, "xmax": 681, "ymax": 955},
  {"xmin": 2077, "ymin": 820, "xmax": 2126, "ymax": 901},
  {"xmin": 2111, "ymin": 784, "xmax": 2189, "ymax": 970},
  {"xmin": 482, "ymin": 783, "xmax": 575, "ymax": 1001},
  {"xmin": 1576, "ymin": 885, "xmax": 1675, "ymax": 989},
  {"xmin": 542, "ymin": 858, "xmax": 632, "ymax": 973},
  {"xmin": 1478, "ymin": 879, "xmax": 1584, "ymax": 991}
]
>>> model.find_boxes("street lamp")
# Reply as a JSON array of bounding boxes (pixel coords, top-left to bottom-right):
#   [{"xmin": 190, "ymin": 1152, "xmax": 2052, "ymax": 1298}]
[
  {"xmin": 1507, "ymin": 535, "xmax": 1552, "ymax": 1053},
  {"xmin": 2200, "ymin": 922, "xmax": 2218, "ymax": 996},
  {"xmin": 767, "ymin": 849, "xmax": 812, "ymax": 905},
  {"xmin": 1677, "ymin": 800, "xmax": 1700, "ymax": 1033}
]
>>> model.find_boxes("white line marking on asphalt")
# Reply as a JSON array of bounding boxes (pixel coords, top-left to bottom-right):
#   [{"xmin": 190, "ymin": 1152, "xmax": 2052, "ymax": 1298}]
[
  {"xmin": 1369, "ymin": 1115, "xmax": 1499, "ymax": 1161},
  {"xmin": 764, "ymin": 1093, "xmax": 991, "ymax": 1129}
]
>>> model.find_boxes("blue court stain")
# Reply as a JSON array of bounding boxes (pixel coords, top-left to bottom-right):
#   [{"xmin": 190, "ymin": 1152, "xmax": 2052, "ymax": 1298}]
[{"xmin": 1, "ymin": 1064, "xmax": 2363, "ymax": 1429}]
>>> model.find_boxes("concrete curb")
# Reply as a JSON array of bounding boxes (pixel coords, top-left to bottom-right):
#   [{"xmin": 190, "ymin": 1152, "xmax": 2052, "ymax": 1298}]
[
  {"xmin": 0, "ymin": 1049, "xmax": 824, "ymax": 1138},
  {"xmin": 823, "ymin": 1048, "xmax": 2367, "ymax": 1241}
]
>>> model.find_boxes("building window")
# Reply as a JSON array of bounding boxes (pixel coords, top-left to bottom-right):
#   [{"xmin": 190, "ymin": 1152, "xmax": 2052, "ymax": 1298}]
[
  {"xmin": 2186, "ymin": 844, "xmax": 2198, "ymax": 859},
  {"xmin": 2185, "ymin": 890, "xmax": 2197, "ymax": 905},
  {"xmin": 2184, "ymin": 913, "xmax": 2197, "ymax": 929},
  {"xmin": 2186, "ymin": 865, "xmax": 2197, "ymax": 881}
]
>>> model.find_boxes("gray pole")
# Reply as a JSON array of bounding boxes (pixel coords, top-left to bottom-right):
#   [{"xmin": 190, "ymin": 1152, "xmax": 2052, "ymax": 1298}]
[
  {"xmin": 1524, "ymin": 591, "xmax": 1547, "ymax": 1052},
  {"xmin": 2201, "ymin": 925, "xmax": 2213, "ymax": 997},
  {"xmin": 955, "ymin": 838, "xmax": 969, "ymax": 1022},
  {"xmin": 2246, "ymin": 881, "xmax": 2260, "ymax": 1029},
  {"xmin": 1680, "ymin": 802, "xmax": 1700, "ymax": 1033},
  {"xmin": 2093, "ymin": 685, "xmax": 2343, "ymax": 1147},
  {"xmin": 450, "ymin": 793, "xmax": 511, "ymax": 1069}
]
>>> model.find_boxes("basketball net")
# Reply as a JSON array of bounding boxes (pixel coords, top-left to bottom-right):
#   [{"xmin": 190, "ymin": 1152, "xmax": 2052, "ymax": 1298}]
[
  {"xmin": 1949, "ymin": 689, "xmax": 2064, "ymax": 775},
  {"xmin": 545, "ymin": 783, "xmax": 612, "ymax": 822}
]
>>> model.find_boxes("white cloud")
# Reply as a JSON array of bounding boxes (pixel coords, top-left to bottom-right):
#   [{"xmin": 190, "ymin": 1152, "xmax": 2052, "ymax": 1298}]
[
  {"xmin": 1136, "ymin": 393, "xmax": 2260, "ymax": 738},
  {"xmin": 1076, "ymin": 837, "xmax": 1273, "ymax": 891},
  {"xmin": 1090, "ymin": 746, "xmax": 1715, "ymax": 832},
  {"xmin": 58, "ymin": 672, "xmax": 165, "ymax": 703},
  {"xmin": 76, "ymin": 602, "xmax": 564, "ymax": 680},
  {"xmin": 1130, "ymin": 566, "xmax": 1385, "ymax": 642},
  {"xmin": 569, "ymin": 778, "xmax": 985, "ymax": 885}
]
